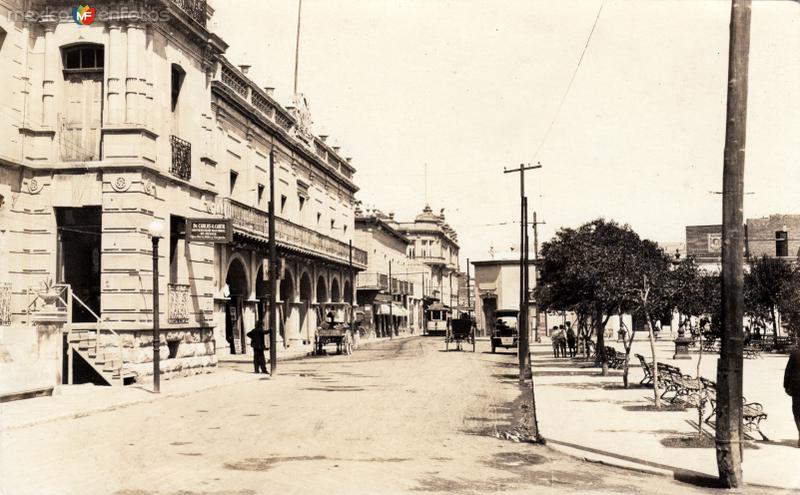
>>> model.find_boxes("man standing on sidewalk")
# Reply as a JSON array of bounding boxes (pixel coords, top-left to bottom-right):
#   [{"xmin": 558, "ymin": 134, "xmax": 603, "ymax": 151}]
[
  {"xmin": 247, "ymin": 320, "xmax": 268, "ymax": 374},
  {"xmin": 784, "ymin": 345, "xmax": 800, "ymax": 447}
]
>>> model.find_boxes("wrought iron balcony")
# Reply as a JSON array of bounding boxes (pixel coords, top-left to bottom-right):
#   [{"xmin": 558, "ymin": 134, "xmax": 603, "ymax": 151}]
[
  {"xmin": 170, "ymin": 135, "xmax": 191, "ymax": 181},
  {"xmin": 167, "ymin": 283, "xmax": 190, "ymax": 324},
  {"xmin": 171, "ymin": 0, "xmax": 207, "ymax": 27},
  {"xmin": 216, "ymin": 197, "xmax": 367, "ymax": 269}
]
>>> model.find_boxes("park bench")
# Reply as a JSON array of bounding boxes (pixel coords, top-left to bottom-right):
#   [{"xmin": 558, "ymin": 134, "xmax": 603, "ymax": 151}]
[
  {"xmin": 701, "ymin": 335, "xmax": 719, "ymax": 353},
  {"xmin": 700, "ymin": 377, "xmax": 768, "ymax": 441},
  {"xmin": 767, "ymin": 336, "xmax": 797, "ymax": 353},
  {"xmin": 635, "ymin": 353, "xmax": 653, "ymax": 385},
  {"xmin": 602, "ymin": 346, "xmax": 627, "ymax": 369},
  {"xmin": 655, "ymin": 363, "xmax": 683, "ymax": 400},
  {"xmin": 743, "ymin": 341, "xmax": 763, "ymax": 359}
]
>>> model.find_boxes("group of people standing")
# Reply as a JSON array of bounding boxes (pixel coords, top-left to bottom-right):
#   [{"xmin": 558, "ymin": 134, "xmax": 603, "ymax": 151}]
[{"xmin": 550, "ymin": 321, "xmax": 577, "ymax": 358}]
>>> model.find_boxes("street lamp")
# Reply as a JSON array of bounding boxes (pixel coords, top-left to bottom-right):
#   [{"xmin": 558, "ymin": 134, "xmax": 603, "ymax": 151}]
[{"xmin": 148, "ymin": 219, "xmax": 164, "ymax": 393}]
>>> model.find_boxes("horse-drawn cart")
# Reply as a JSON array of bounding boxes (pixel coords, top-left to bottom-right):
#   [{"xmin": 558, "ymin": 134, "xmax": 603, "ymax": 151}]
[
  {"xmin": 315, "ymin": 323, "xmax": 353, "ymax": 355},
  {"xmin": 446, "ymin": 315, "xmax": 476, "ymax": 352}
]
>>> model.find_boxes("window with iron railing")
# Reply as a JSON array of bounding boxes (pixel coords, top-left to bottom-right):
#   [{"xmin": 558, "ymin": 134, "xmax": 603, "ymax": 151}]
[{"xmin": 170, "ymin": 135, "xmax": 191, "ymax": 180}]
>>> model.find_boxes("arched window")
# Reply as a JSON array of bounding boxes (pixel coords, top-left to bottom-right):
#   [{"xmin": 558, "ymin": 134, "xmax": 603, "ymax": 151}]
[{"xmin": 62, "ymin": 44, "xmax": 104, "ymax": 71}]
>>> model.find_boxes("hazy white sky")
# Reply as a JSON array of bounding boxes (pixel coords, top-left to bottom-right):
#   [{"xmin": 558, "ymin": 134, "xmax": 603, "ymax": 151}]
[{"xmin": 212, "ymin": 0, "xmax": 800, "ymax": 268}]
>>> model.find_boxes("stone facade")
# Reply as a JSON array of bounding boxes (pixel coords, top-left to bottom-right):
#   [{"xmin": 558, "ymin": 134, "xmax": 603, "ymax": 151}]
[
  {"xmin": 746, "ymin": 214, "xmax": 800, "ymax": 260},
  {"xmin": 0, "ymin": 0, "xmax": 365, "ymax": 386},
  {"xmin": 354, "ymin": 208, "xmax": 424, "ymax": 337},
  {"xmin": 397, "ymin": 205, "xmax": 460, "ymax": 314}
]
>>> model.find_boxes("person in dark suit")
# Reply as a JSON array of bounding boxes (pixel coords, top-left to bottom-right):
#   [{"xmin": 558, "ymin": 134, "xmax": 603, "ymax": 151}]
[
  {"xmin": 785, "ymin": 346, "xmax": 800, "ymax": 447},
  {"xmin": 247, "ymin": 320, "xmax": 268, "ymax": 374}
]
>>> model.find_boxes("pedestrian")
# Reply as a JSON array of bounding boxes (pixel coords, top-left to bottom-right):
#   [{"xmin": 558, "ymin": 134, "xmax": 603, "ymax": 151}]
[
  {"xmin": 566, "ymin": 322, "xmax": 577, "ymax": 358},
  {"xmin": 558, "ymin": 324, "xmax": 568, "ymax": 357},
  {"xmin": 247, "ymin": 319, "xmax": 268, "ymax": 374},
  {"xmin": 784, "ymin": 345, "xmax": 800, "ymax": 447},
  {"xmin": 550, "ymin": 326, "xmax": 561, "ymax": 357}
]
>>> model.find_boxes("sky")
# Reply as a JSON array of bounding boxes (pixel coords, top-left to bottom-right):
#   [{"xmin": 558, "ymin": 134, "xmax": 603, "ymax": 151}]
[{"xmin": 211, "ymin": 0, "xmax": 800, "ymax": 269}]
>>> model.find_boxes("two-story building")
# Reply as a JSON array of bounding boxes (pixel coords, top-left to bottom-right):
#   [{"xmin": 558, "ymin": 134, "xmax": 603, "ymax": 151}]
[
  {"xmin": 0, "ymin": 0, "xmax": 366, "ymax": 391},
  {"xmin": 354, "ymin": 207, "xmax": 422, "ymax": 337},
  {"xmin": 398, "ymin": 205, "xmax": 460, "ymax": 318}
]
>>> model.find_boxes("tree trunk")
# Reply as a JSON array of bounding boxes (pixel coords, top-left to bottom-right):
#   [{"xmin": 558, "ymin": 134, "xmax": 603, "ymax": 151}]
[
  {"xmin": 595, "ymin": 309, "xmax": 608, "ymax": 376},
  {"xmin": 771, "ymin": 305, "xmax": 779, "ymax": 345},
  {"xmin": 622, "ymin": 316, "xmax": 636, "ymax": 389},
  {"xmin": 645, "ymin": 308, "xmax": 661, "ymax": 409}
]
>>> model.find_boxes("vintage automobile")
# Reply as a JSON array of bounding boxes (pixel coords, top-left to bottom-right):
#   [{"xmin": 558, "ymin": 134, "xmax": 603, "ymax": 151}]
[{"xmin": 491, "ymin": 309, "xmax": 519, "ymax": 353}]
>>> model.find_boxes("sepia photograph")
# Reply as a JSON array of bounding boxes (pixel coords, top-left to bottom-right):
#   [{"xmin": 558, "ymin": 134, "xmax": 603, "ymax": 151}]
[{"xmin": 0, "ymin": 0, "xmax": 799, "ymax": 493}]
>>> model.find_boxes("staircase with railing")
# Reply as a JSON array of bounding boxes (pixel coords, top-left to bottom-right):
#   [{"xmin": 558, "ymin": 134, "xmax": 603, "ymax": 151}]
[{"xmin": 26, "ymin": 285, "xmax": 129, "ymax": 386}]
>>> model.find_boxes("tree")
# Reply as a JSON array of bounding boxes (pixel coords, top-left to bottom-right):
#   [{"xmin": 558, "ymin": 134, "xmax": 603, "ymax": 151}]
[
  {"xmin": 744, "ymin": 255, "xmax": 799, "ymax": 345},
  {"xmin": 536, "ymin": 219, "xmax": 643, "ymax": 376}
]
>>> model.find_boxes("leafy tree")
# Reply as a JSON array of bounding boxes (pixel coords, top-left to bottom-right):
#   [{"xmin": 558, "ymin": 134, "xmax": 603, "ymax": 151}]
[
  {"xmin": 536, "ymin": 219, "xmax": 655, "ymax": 376},
  {"xmin": 744, "ymin": 255, "xmax": 799, "ymax": 345}
]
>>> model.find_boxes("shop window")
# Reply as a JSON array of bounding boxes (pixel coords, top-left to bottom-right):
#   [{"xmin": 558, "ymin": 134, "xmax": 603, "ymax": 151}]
[
  {"xmin": 776, "ymin": 230, "xmax": 788, "ymax": 257},
  {"xmin": 171, "ymin": 63, "xmax": 185, "ymax": 112}
]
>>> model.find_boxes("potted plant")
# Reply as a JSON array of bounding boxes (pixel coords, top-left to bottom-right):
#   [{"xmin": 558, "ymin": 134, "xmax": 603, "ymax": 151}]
[{"xmin": 38, "ymin": 278, "xmax": 60, "ymax": 309}]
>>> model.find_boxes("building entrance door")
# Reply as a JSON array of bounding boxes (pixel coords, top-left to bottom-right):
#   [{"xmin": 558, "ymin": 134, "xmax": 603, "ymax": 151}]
[{"xmin": 56, "ymin": 207, "xmax": 101, "ymax": 322}]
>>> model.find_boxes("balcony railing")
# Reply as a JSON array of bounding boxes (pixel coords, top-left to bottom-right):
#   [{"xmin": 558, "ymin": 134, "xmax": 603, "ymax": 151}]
[
  {"xmin": 171, "ymin": 0, "xmax": 207, "ymax": 27},
  {"xmin": 216, "ymin": 198, "xmax": 368, "ymax": 268},
  {"xmin": 167, "ymin": 283, "xmax": 190, "ymax": 324},
  {"xmin": 170, "ymin": 135, "xmax": 191, "ymax": 181},
  {"xmin": 356, "ymin": 272, "xmax": 388, "ymax": 290},
  {"xmin": 216, "ymin": 59, "xmax": 355, "ymax": 185}
]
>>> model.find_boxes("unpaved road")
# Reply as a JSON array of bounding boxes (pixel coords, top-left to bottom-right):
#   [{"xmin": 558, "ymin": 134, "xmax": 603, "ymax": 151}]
[{"xmin": 0, "ymin": 337, "xmax": 786, "ymax": 494}]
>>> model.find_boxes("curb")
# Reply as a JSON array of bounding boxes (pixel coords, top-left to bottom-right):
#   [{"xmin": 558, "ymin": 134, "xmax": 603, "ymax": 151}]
[{"xmin": 1, "ymin": 372, "xmax": 265, "ymax": 431}]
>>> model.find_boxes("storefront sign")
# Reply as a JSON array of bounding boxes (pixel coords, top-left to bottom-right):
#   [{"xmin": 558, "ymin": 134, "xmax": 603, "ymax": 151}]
[{"xmin": 186, "ymin": 219, "xmax": 232, "ymax": 243}]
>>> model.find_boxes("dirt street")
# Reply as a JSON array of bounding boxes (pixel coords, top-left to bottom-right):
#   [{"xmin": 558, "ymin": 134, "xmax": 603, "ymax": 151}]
[{"xmin": 0, "ymin": 337, "xmax": 787, "ymax": 494}]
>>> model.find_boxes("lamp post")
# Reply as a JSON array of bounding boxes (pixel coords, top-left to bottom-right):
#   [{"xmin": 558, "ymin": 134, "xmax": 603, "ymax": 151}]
[{"xmin": 148, "ymin": 219, "xmax": 164, "ymax": 393}]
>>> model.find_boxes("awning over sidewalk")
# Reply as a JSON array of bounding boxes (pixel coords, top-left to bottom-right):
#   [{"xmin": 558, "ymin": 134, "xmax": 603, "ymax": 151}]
[{"xmin": 376, "ymin": 304, "xmax": 409, "ymax": 317}]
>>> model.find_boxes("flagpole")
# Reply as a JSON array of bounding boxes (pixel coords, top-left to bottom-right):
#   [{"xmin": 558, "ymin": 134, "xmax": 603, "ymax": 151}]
[{"xmin": 293, "ymin": 0, "xmax": 303, "ymax": 95}]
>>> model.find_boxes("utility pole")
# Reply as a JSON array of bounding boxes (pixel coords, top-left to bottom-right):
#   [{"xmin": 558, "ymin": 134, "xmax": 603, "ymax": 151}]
[
  {"xmin": 349, "ymin": 240, "xmax": 354, "ymax": 337},
  {"xmin": 717, "ymin": 0, "xmax": 751, "ymax": 488},
  {"xmin": 388, "ymin": 260, "xmax": 393, "ymax": 339},
  {"xmin": 503, "ymin": 162, "xmax": 542, "ymax": 383},
  {"xmin": 268, "ymin": 148, "xmax": 278, "ymax": 374},
  {"xmin": 421, "ymin": 272, "xmax": 426, "ymax": 336},
  {"xmin": 531, "ymin": 212, "xmax": 545, "ymax": 342}
]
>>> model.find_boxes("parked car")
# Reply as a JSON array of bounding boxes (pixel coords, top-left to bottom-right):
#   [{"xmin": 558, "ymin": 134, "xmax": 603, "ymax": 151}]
[{"xmin": 491, "ymin": 309, "xmax": 519, "ymax": 353}]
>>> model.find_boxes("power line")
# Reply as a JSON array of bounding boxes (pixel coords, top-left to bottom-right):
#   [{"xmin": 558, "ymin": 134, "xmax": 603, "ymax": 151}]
[{"xmin": 531, "ymin": 0, "xmax": 604, "ymax": 161}]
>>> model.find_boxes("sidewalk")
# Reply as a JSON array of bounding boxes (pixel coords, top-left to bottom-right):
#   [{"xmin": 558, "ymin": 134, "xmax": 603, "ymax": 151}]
[
  {"xmin": 0, "ymin": 332, "xmax": 418, "ymax": 431},
  {"xmin": 531, "ymin": 339, "xmax": 800, "ymax": 490}
]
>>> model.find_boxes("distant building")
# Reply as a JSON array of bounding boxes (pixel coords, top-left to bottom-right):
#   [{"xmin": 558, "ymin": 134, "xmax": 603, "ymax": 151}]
[
  {"xmin": 398, "ymin": 205, "xmax": 460, "ymax": 315},
  {"xmin": 354, "ymin": 208, "xmax": 423, "ymax": 338},
  {"xmin": 746, "ymin": 214, "xmax": 800, "ymax": 260},
  {"xmin": 685, "ymin": 225, "xmax": 723, "ymax": 272},
  {"xmin": 471, "ymin": 250, "xmax": 538, "ymax": 338}
]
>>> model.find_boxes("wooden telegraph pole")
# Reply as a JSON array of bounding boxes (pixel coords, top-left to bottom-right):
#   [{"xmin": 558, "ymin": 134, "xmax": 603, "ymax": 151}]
[
  {"xmin": 716, "ymin": 0, "xmax": 751, "ymax": 488},
  {"xmin": 503, "ymin": 163, "xmax": 541, "ymax": 384},
  {"xmin": 268, "ymin": 148, "xmax": 278, "ymax": 374},
  {"xmin": 531, "ymin": 211, "xmax": 545, "ymax": 343}
]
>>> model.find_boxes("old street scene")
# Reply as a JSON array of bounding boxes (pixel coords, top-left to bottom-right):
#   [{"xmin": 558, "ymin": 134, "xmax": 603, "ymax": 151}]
[{"xmin": 0, "ymin": 1, "xmax": 799, "ymax": 494}]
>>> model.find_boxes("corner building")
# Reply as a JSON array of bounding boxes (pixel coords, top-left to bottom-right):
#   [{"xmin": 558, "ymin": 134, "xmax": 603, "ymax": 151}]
[{"xmin": 0, "ymin": 0, "xmax": 365, "ymax": 388}]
